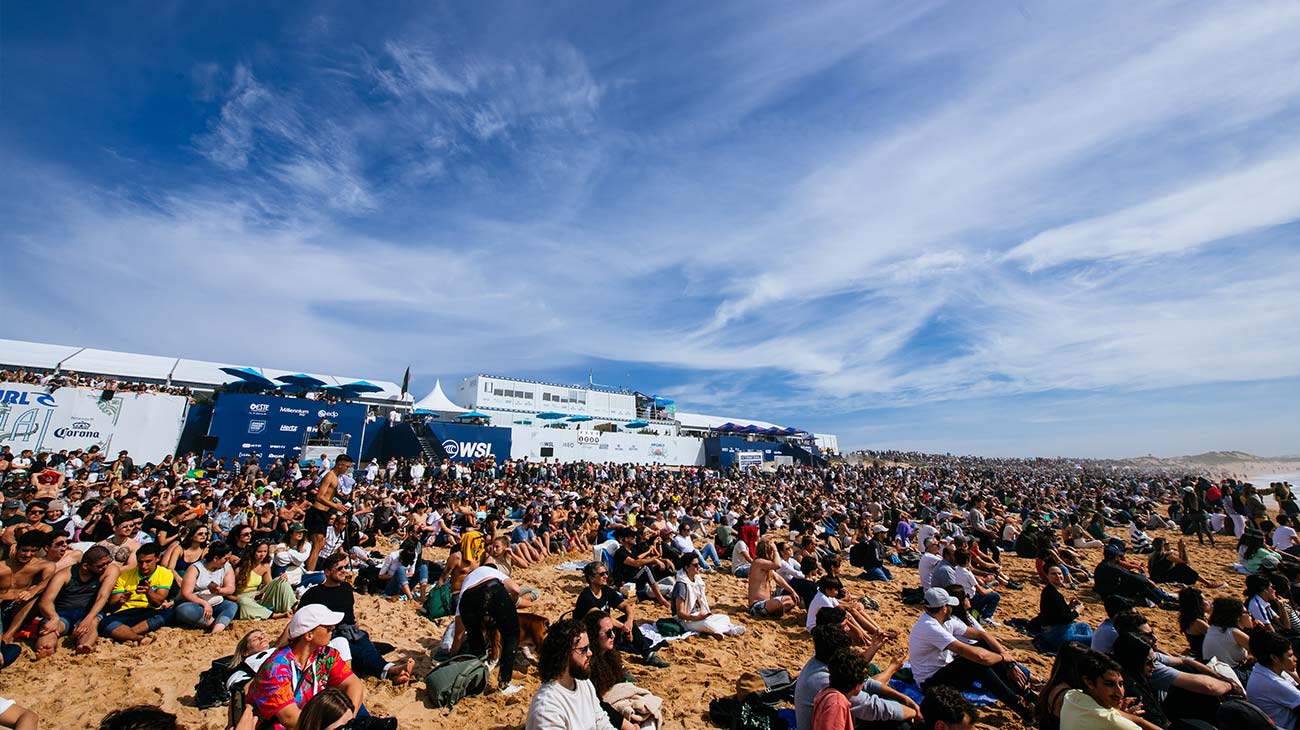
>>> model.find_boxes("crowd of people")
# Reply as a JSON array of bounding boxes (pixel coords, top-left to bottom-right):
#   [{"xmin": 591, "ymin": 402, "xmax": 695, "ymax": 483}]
[{"xmin": 1, "ymin": 429, "xmax": 1299, "ymax": 729}]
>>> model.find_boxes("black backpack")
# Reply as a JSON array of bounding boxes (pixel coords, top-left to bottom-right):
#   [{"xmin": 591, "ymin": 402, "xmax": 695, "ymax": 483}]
[{"xmin": 1216, "ymin": 699, "xmax": 1276, "ymax": 730}]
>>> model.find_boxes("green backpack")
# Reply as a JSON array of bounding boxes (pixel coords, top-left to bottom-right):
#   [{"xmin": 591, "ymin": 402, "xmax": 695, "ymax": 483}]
[
  {"xmin": 423, "ymin": 583, "xmax": 454, "ymax": 620},
  {"xmin": 426, "ymin": 654, "xmax": 490, "ymax": 709}
]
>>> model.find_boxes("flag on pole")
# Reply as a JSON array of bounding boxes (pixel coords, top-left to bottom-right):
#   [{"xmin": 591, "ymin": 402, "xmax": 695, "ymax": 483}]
[{"xmin": 401, "ymin": 367, "xmax": 411, "ymax": 396}]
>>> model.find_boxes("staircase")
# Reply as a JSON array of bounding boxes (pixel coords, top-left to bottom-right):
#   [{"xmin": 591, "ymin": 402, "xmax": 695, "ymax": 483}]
[{"xmin": 412, "ymin": 424, "xmax": 442, "ymax": 462}]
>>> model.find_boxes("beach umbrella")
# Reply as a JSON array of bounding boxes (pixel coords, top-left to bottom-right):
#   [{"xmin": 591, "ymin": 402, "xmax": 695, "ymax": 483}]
[
  {"xmin": 536, "ymin": 411, "xmax": 566, "ymax": 420},
  {"xmin": 339, "ymin": 380, "xmax": 383, "ymax": 394},
  {"xmin": 219, "ymin": 366, "xmax": 275, "ymax": 388},
  {"xmin": 624, "ymin": 420, "xmax": 649, "ymax": 429},
  {"xmin": 276, "ymin": 373, "xmax": 327, "ymax": 388},
  {"xmin": 650, "ymin": 395, "xmax": 675, "ymax": 406},
  {"xmin": 566, "ymin": 414, "xmax": 594, "ymax": 422},
  {"xmin": 413, "ymin": 409, "xmax": 439, "ymax": 416},
  {"xmin": 456, "ymin": 411, "xmax": 491, "ymax": 420}
]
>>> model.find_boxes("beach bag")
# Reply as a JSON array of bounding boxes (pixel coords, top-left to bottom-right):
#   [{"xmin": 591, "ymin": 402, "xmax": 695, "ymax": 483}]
[
  {"xmin": 735, "ymin": 668, "xmax": 796, "ymax": 705},
  {"xmin": 898, "ymin": 548, "xmax": 922, "ymax": 567},
  {"xmin": 423, "ymin": 583, "xmax": 454, "ymax": 621},
  {"xmin": 708, "ymin": 695, "xmax": 782, "ymax": 730},
  {"xmin": 655, "ymin": 618, "xmax": 687, "ymax": 637},
  {"xmin": 194, "ymin": 658, "xmax": 232, "ymax": 709},
  {"xmin": 425, "ymin": 654, "xmax": 490, "ymax": 709},
  {"xmin": 901, "ymin": 587, "xmax": 925, "ymax": 605}
]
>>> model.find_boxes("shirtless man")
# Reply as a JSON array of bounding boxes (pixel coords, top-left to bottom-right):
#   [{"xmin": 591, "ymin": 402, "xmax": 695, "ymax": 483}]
[
  {"xmin": 96, "ymin": 510, "xmax": 143, "ymax": 570},
  {"xmin": 747, "ymin": 537, "xmax": 801, "ymax": 619},
  {"xmin": 306, "ymin": 454, "xmax": 353, "ymax": 571},
  {"xmin": 33, "ymin": 545, "xmax": 118, "ymax": 657},
  {"xmin": 43, "ymin": 532, "xmax": 82, "ymax": 571},
  {"xmin": 0, "ymin": 530, "xmax": 56, "ymax": 641}
]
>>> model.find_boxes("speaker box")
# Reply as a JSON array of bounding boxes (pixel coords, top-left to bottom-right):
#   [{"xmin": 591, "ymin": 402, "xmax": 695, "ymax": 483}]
[
  {"xmin": 100, "ymin": 389, "xmax": 116, "ymax": 401},
  {"xmin": 540, "ymin": 446, "xmax": 554, "ymax": 457}
]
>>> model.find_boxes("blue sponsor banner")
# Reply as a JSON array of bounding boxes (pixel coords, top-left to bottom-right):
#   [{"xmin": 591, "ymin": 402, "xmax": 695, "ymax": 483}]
[
  {"xmin": 424, "ymin": 421, "xmax": 511, "ymax": 462},
  {"xmin": 207, "ymin": 393, "xmax": 367, "ymax": 467}
]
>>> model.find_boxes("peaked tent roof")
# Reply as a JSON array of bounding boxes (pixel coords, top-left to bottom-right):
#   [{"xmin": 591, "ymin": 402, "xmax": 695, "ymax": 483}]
[{"xmin": 413, "ymin": 380, "xmax": 467, "ymax": 413}]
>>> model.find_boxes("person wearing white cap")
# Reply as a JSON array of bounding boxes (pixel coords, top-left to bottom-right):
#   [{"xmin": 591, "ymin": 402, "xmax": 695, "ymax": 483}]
[
  {"xmin": 907, "ymin": 587, "xmax": 1034, "ymax": 722},
  {"xmin": 245, "ymin": 604, "xmax": 365, "ymax": 729}
]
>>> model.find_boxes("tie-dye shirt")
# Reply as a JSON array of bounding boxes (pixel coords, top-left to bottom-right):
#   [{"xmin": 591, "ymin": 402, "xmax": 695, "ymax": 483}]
[{"xmin": 245, "ymin": 645, "xmax": 352, "ymax": 729}]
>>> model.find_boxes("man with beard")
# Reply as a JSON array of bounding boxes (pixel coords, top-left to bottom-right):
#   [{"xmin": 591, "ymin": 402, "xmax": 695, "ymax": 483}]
[
  {"xmin": 525, "ymin": 618, "xmax": 618, "ymax": 730},
  {"xmin": 0, "ymin": 530, "xmax": 55, "ymax": 641}
]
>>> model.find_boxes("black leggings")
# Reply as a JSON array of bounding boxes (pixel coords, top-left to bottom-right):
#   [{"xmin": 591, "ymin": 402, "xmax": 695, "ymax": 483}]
[
  {"xmin": 923, "ymin": 656, "xmax": 1026, "ymax": 713},
  {"xmin": 460, "ymin": 580, "xmax": 520, "ymax": 687}
]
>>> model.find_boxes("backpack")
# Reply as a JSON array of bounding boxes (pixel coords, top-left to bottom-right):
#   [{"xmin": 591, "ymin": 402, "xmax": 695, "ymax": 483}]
[
  {"xmin": 423, "ymin": 583, "xmax": 454, "ymax": 621},
  {"xmin": 708, "ymin": 695, "xmax": 783, "ymax": 730},
  {"xmin": 194, "ymin": 658, "xmax": 232, "ymax": 709},
  {"xmin": 1216, "ymin": 699, "xmax": 1275, "ymax": 730},
  {"xmin": 901, "ymin": 587, "xmax": 925, "ymax": 605},
  {"xmin": 425, "ymin": 654, "xmax": 490, "ymax": 708}
]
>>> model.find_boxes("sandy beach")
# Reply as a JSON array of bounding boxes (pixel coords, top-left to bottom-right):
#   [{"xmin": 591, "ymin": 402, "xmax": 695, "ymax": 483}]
[{"xmin": 0, "ymin": 524, "xmax": 1248, "ymax": 730}]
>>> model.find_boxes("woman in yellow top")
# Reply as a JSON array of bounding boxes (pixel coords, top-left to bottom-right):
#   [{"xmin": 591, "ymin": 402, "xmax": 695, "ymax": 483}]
[{"xmin": 234, "ymin": 542, "xmax": 294, "ymax": 619}]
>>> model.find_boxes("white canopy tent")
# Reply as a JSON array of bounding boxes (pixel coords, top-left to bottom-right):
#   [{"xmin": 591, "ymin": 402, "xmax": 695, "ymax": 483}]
[{"xmin": 413, "ymin": 380, "xmax": 467, "ymax": 414}]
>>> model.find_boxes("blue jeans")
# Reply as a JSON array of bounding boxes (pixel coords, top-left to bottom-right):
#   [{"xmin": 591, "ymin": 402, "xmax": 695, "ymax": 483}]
[
  {"xmin": 1039, "ymin": 622, "xmax": 1093, "ymax": 651},
  {"xmin": 863, "ymin": 566, "xmax": 894, "ymax": 581},
  {"xmin": 971, "ymin": 591, "xmax": 1001, "ymax": 620},
  {"xmin": 383, "ymin": 564, "xmax": 429, "ymax": 596},
  {"xmin": 698, "ymin": 543, "xmax": 723, "ymax": 569},
  {"xmin": 175, "ymin": 599, "xmax": 238, "ymax": 629}
]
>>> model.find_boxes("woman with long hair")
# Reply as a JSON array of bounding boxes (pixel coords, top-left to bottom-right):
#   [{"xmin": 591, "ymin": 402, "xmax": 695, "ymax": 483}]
[
  {"xmin": 227, "ymin": 628, "xmax": 270, "ymax": 669},
  {"xmin": 1036, "ymin": 642, "xmax": 1092, "ymax": 730},
  {"xmin": 162, "ymin": 522, "xmax": 210, "ymax": 576},
  {"xmin": 1111, "ymin": 632, "xmax": 1171, "ymax": 729},
  {"xmin": 584, "ymin": 610, "xmax": 661, "ymax": 730},
  {"xmin": 233, "ymin": 541, "xmax": 294, "ymax": 619},
  {"xmin": 297, "ymin": 687, "xmax": 355, "ymax": 730},
  {"xmin": 1202, "ymin": 597, "xmax": 1251, "ymax": 670},
  {"xmin": 176, "ymin": 541, "xmax": 238, "ymax": 633},
  {"xmin": 1147, "ymin": 537, "xmax": 1227, "ymax": 589},
  {"xmin": 1178, "ymin": 587, "xmax": 1209, "ymax": 660}
]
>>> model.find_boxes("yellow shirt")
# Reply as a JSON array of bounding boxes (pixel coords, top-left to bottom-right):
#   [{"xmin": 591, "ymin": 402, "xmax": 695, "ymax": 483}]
[
  {"xmin": 1060, "ymin": 690, "xmax": 1140, "ymax": 730},
  {"xmin": 112, "ymin": 565, "xmax": 175, "ymax": 612}
]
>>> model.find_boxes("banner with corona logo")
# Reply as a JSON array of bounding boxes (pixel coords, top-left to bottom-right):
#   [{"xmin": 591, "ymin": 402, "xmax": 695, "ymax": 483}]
[{"xmin": 0, "ymin": 383, "xmax": 188, "ymax": 461}]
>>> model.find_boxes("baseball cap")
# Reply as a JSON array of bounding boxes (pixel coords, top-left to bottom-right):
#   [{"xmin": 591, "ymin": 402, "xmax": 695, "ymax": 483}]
[
  {"xmin": 288, "ymin": 523, "xmax": 307, "ymax": 533},
  {"xmin": 287, "ymin": 604, "xmax": 345, "ymax": 639},
  {"xmin": 924, "ymin": 587, "xmax": 959, "ymax": 608},
  {"xmin": 1103, "ymin": 543, "xmax": 1126, "ymax": 558},
  {"xmin": 871, "ymin": 525, "xmax": 889, "ymax": 534},
  {"xmin": 2, "ymin": 499, "xmax": 21, "ymax": 510}
]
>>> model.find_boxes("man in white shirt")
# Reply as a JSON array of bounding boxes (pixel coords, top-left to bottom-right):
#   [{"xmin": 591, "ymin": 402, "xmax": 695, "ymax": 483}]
[
  {"xmin": 1247, "ymin": 629, "xmax": 1300, "ymax": 729},
  {"xmin": 526, "ymin": 618, "xmax": 617, "ymax": 730},
  {"xmin": 918, "ymin": 538, "xmax": 944, "ymax": 590},
  {"xmin": 908, "ymin": 588, "xmax": 1034, "ymax": 722},
  {"xmin": 1274, "ymin": 515, "xmax": 1300, "ymax": 555}
]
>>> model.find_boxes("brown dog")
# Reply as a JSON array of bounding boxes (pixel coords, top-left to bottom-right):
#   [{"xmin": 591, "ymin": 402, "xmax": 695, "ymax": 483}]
[{"xmin": 485, "ymin": 612, "xmax": 550, "ymax": 667}]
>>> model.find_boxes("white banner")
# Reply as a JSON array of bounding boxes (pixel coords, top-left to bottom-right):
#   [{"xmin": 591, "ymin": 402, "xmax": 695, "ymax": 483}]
[
  {"xmin": 0, "ymin": 383, "xmax": 188, "ymax": 462},
  {"xmin": 737, "ymin": 451, "xmax": 764, "ymax": 468},
  {"xmin": 510, "ymin": 426, "xmax": 706, "ymax": 465}
]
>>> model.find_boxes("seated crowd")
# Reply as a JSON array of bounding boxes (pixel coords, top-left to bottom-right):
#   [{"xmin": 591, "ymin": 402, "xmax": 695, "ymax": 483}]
[{"xmin": 1, "ymin": 440, "xmax": 1299, "ymax": 729}]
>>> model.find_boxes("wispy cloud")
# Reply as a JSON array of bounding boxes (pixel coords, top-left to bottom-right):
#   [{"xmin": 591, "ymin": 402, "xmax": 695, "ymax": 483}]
[{"xmin": 3, "ymin": 2, "xmax": 1299, "ymax": 455}]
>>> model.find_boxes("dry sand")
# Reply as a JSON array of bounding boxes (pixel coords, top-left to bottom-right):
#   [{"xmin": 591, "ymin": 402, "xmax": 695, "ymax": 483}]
[{"xmin": 0, "ymin": 529, "xmax": 1245, "ymax": 729}]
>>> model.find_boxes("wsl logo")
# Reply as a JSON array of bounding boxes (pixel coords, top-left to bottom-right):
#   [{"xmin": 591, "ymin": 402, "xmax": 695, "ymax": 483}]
[
  {"xmin": 442, "ymin": 439, "xmax": 494, "ymax": 459},
  {"xmin": 0, "ymin": 390, "xmax": 57, "ymax": 407},
  {"xmin": 54, "ymin": 420, "xmax": 100, "ymax": 439}
]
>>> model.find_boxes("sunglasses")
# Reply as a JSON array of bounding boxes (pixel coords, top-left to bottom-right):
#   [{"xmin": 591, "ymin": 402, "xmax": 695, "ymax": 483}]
[{"xmin": 600, "ymin": 628, "xmax": 617, "ymax": 638}]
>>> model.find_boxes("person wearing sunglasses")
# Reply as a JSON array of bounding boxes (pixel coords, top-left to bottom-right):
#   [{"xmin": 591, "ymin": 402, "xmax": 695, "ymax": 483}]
[
  {"xmin": 525, "ymin": 618, "xmax": 618, "ymax": 730},
  {"xmin": 576, "ymin": 560, "xmax": 669, "ymax": 668},
  {"xmin": 32, "ymin": 545, "xmax": 119, "ymax": 658}
]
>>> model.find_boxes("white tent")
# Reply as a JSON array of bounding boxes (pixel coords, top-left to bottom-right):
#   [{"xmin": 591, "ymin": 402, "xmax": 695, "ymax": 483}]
[{"xmin": 413, "ymin": 380, "xmax": 467, "ymax": 413}]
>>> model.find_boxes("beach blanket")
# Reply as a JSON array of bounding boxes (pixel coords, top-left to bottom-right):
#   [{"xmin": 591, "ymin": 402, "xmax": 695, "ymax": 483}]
[{"xmin": 888, "ymin": 678, "xmax": 998, "ymax": 707}]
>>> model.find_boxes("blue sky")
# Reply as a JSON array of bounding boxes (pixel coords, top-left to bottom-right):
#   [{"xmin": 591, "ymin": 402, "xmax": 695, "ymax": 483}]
[{"xmin": 3, "ymin": 1, "xmax": 1299, "ymax": 457}]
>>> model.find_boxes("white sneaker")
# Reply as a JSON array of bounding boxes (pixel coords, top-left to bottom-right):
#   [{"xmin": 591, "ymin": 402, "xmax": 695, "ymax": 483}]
[{"xmin": 500, "ymin": 683, "xmax": 524, "ymax": 696}]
